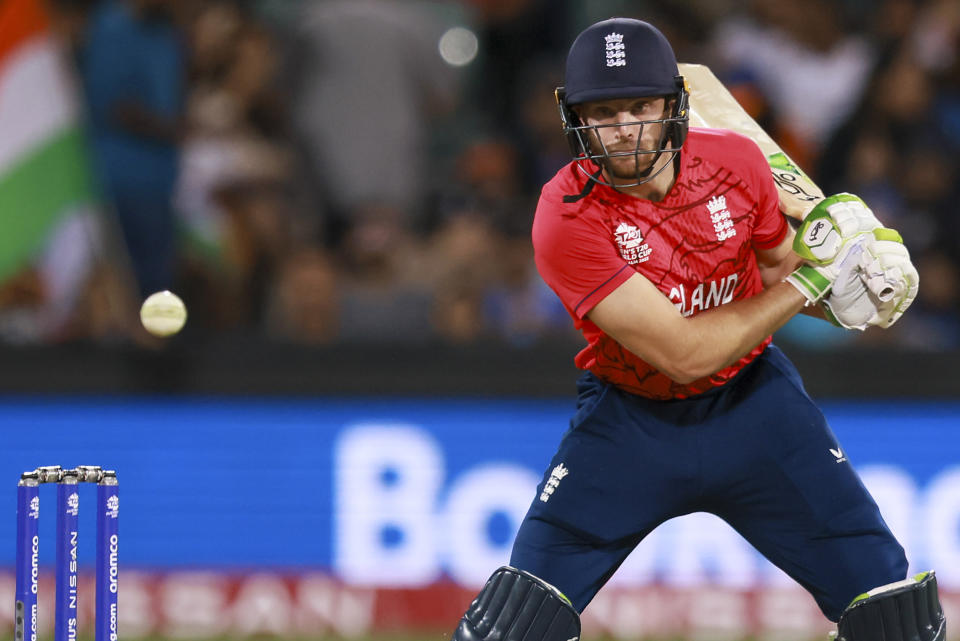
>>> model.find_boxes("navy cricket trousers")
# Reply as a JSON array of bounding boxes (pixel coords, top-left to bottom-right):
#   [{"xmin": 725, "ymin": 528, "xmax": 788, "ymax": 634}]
[{"xmin": 510, "ymin": 345, "xmax": 907, "ymax": 622}]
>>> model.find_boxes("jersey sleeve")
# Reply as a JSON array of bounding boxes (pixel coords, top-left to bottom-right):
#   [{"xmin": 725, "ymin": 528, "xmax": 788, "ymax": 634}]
[
  {"xmin": 532, "ymin": 200, "xmax": 633, "ymax": 320},
  {"xmin": 742, "ymin": 140, "xmax": 789, "ymax": 250}
]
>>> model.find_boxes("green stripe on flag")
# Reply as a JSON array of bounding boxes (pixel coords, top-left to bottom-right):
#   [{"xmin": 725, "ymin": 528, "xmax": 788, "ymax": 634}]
[{"xmin": 0, "ymin": 126, "xmax": 95, "ymax": 279}]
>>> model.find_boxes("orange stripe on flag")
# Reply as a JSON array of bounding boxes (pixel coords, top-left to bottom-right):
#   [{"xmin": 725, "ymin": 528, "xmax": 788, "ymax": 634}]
[{"xmin": 0, "ymin": 0, "xmax": 50, "ymax": 66}]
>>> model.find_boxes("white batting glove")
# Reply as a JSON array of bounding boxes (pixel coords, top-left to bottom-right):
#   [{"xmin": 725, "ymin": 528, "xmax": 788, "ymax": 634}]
[
  {"xmin": 860, "ymin": 233, "xmax": 919, "ymax": 328},
  {"xmin": 786, "ymin": 235, "xmax": 870, "ymax": 304},
  {"xmin": 820, "ymin": 242, "xmax": 874, "ymax": 329},
  {"xmin": 820, "ymin": 229, "xmax": 919, "ymax": 329}
]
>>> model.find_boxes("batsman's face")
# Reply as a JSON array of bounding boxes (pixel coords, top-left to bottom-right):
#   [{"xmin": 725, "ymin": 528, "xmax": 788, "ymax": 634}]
[{"xmin": 576, "ymin": 97, "xmax": 671, "ymax": 178}]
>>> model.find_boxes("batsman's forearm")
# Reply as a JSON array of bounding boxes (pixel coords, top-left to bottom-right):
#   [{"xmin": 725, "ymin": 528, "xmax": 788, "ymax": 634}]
[
  {"xmin": 668, "ymin": 282, "xmax": 806, "ymax": 382},
  {"xmin": 587, "ymin": 272, "xmax": 807, "ymax": 385}
]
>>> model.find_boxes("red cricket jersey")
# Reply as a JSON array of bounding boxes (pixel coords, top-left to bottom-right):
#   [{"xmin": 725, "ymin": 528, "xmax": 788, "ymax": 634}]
[{"xmin": 533, "ymin": 128, "xmax": 789, "ymax": 400}]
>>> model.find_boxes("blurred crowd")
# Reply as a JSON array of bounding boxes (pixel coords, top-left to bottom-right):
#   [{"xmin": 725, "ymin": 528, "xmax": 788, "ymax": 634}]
[{"xmin": 7, "ymin": 0, "xmax": 960, "ymax": 350}]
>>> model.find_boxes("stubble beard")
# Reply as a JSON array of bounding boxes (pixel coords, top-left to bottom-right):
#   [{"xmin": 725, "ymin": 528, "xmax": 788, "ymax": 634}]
[
  {"xmin": 603, "ymin": 151, "xmax": 656, "ymax": 179},
  {"xmin": 589, "ymin": 130, "xmax": 662, "ymax": 180}
]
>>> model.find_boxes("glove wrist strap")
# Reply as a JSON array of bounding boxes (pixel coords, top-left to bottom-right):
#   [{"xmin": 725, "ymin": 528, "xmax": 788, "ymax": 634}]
[{"xmin": 786, "ymin": 265, "xmax": 831, "ymax": 304}]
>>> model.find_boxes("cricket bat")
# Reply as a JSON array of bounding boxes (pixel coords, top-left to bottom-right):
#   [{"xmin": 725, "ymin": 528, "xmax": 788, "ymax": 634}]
[
  {"xmin": 679, "ymin": 63, "xmax": 897, "ymax": 302},
  {"xmin": 678, "ymin": 63, "xmax": 824, "ymax": 222}
]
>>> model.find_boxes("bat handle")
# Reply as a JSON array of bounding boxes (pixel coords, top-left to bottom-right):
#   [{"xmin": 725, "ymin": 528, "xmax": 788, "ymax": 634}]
[
  {"xmin": 866, "ymin": 274, "xmax": 897, "ymax": 302},
  {"xmin": 877, "ymin": 285, "xmax": 895, "ymax": 302}
]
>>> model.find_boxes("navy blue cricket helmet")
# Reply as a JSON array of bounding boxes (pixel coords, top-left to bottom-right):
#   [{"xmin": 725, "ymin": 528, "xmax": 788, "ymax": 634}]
[{"xmin": 556, "ymin": 18, "xmax": 689, "ymax": 190}]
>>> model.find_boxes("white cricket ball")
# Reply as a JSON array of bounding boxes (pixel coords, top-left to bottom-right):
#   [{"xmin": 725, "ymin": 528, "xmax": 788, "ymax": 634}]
[{"xmin": 140, "ymin": 290, "xmax": 187, "ymax": 337}]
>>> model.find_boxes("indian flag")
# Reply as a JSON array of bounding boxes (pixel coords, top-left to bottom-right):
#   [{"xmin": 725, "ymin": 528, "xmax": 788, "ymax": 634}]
[{"xmin": 0, "ymin": 0, "xmax": 96, "ymax": 281}]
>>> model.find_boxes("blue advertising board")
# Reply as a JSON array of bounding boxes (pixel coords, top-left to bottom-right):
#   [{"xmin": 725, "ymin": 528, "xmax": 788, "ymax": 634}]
[{"xmin": 0, "ymin": 397, "xmax": 957, "ymax": 589}]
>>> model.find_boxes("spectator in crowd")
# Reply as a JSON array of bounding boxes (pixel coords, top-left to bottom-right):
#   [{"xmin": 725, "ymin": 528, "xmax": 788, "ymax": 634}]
[
  {"xmin": 80, "ymin": 0, "xmax": 187, "ymax": 297},
  {"xmin": 335, "ymin": 204, "xmax": 437, "ymax": 343},
  {"xmin": 287, "ymin": 0, "xmax": 461, "ymax": 244},
  {"xmin": 432, "ymin": 137, "xmax": 571, "ymax": 343},
  {"xmin": 174, "ymin": 1, "xmax": 302, "ymax": 331},
  {"xmin": 512, "ymin": 56, "xmax": 570, "ymax": 192},
  {"xmin": 467, "ymin": 0, "xmax": 570, "ymax": 141},
  {"xmin": 265, "ymin": 245, "xmax": 341, "ymax": 344},
  {"xmin": 428, "ymin": 213, "xmax": 500, "ymax": 343},
  {"xmin": 709, "ymin": 0, "xmax": 876, "ymax": 170}
]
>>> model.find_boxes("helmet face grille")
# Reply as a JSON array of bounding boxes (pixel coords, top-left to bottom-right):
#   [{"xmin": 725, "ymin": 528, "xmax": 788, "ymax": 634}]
[
  {"xmin": 556, "ymin": 88, "xmax": 689, "ymax": 189},
  {"xmin": 569, "ymin": 117, "xmax": 684, "ymax": 188}
]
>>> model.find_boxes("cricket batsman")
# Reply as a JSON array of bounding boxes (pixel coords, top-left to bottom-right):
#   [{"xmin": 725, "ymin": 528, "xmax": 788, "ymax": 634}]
[{"xmin": 450, "ymin": 17, "xmax": 943, "ymax": 641}]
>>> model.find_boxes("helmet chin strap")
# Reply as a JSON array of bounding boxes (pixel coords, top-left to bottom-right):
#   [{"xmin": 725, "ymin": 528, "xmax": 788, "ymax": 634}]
[{"xmin": 562, "ymin": 167, "xmax": 605, "ymax": 203}]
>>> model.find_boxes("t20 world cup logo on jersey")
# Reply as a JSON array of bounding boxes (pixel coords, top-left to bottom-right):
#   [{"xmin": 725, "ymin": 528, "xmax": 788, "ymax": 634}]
[{"xmin": 615, "ymin": 222, "xmax": 652, "ymax": 264}]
